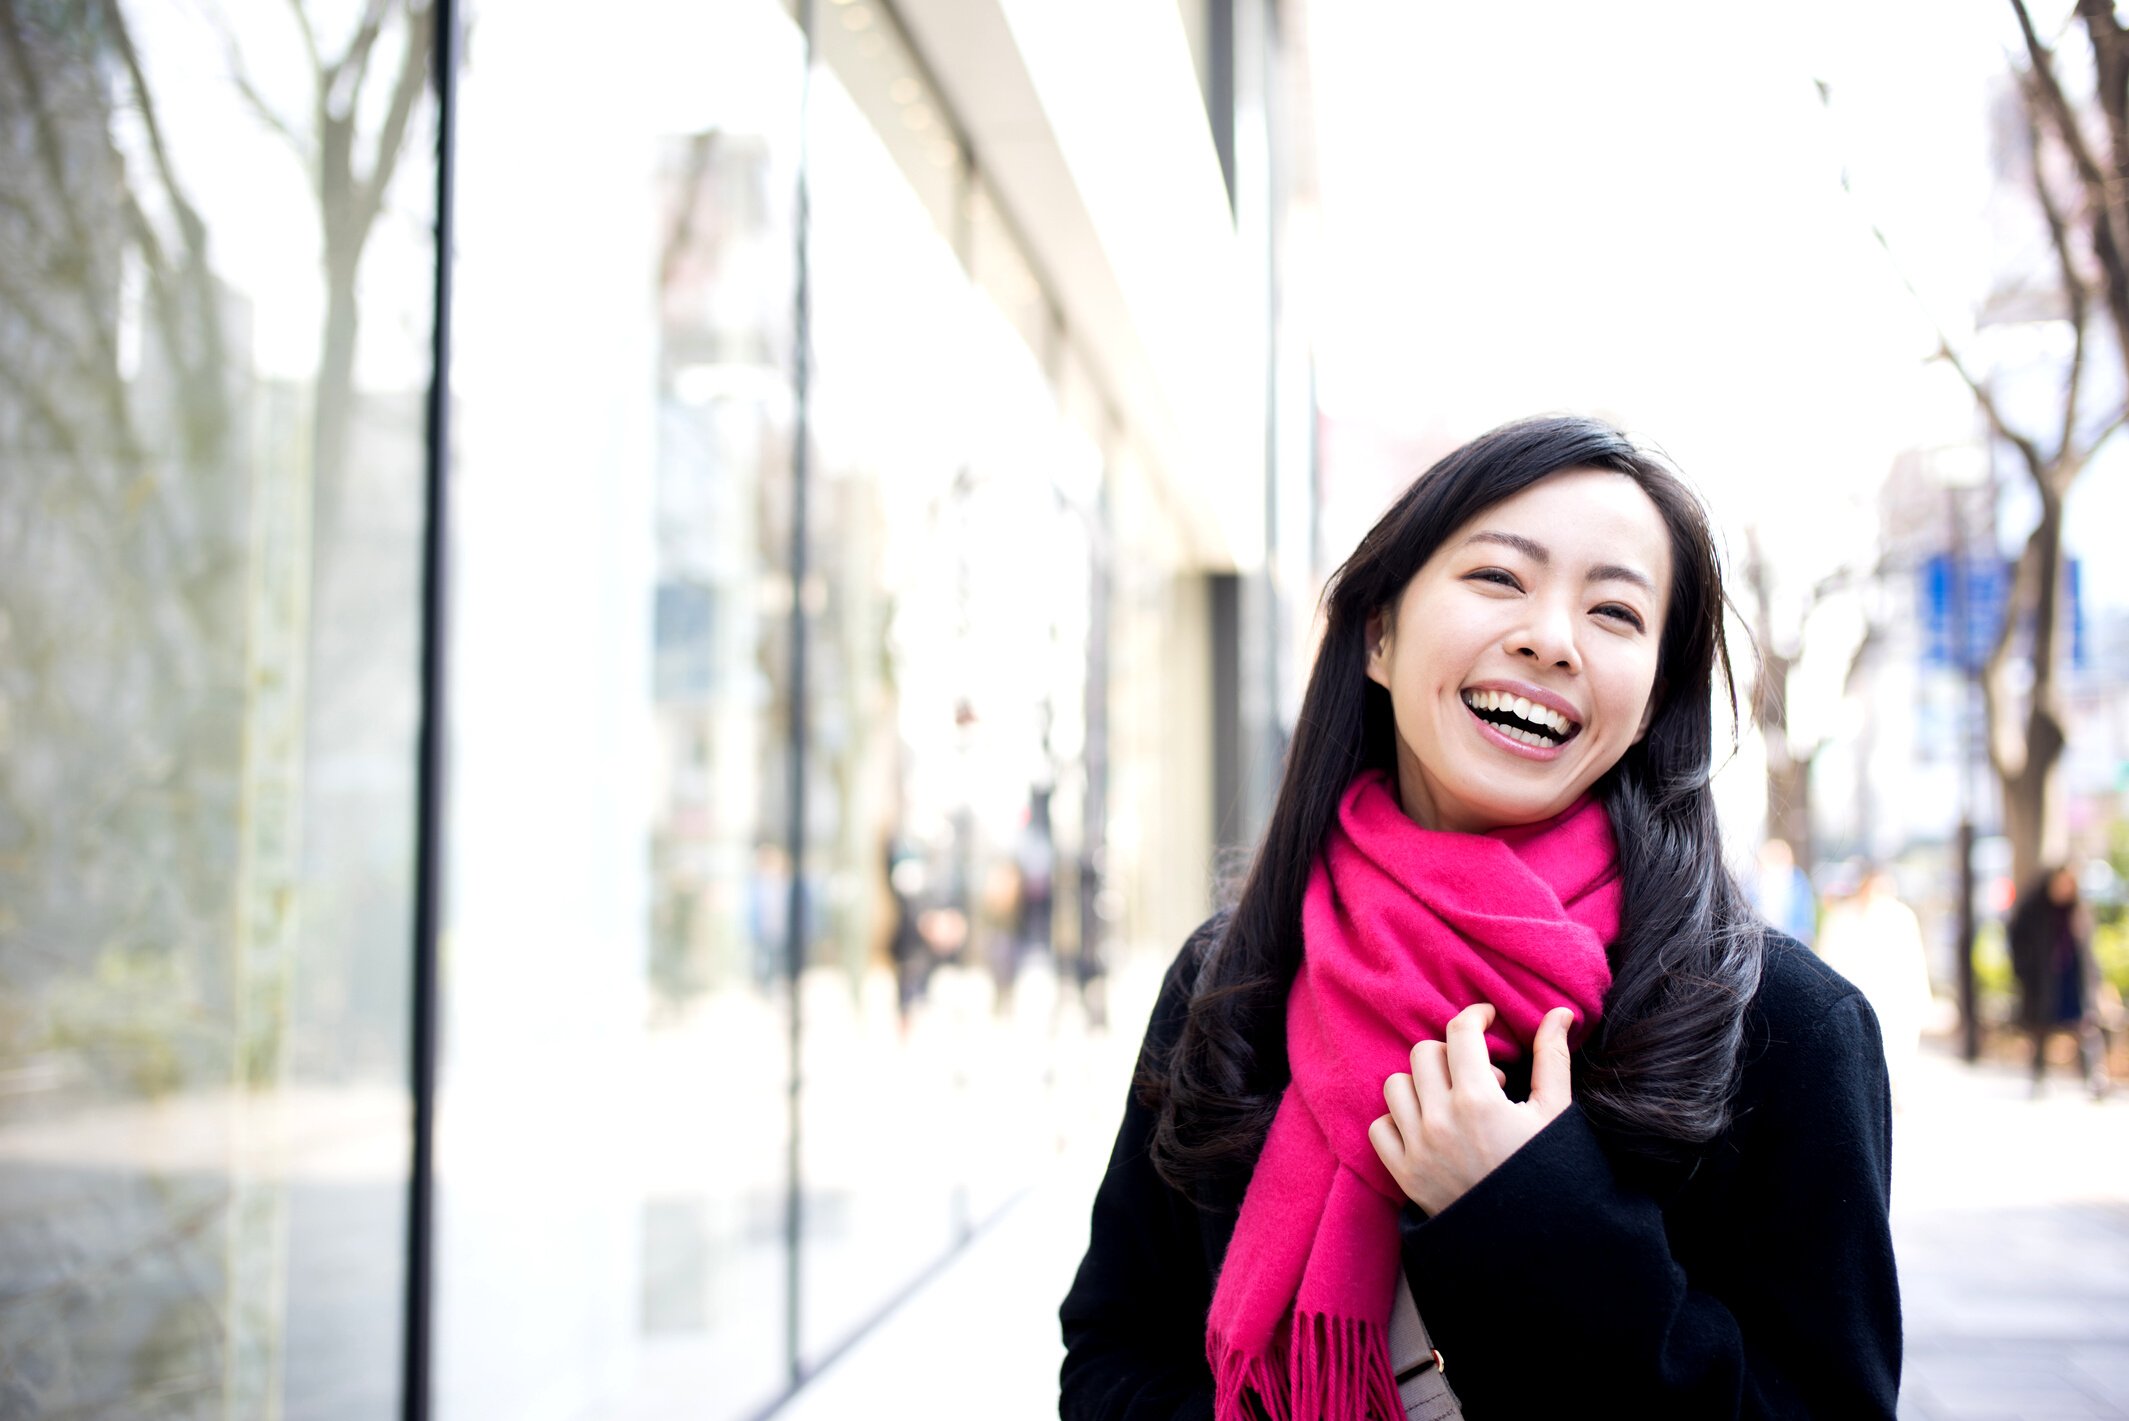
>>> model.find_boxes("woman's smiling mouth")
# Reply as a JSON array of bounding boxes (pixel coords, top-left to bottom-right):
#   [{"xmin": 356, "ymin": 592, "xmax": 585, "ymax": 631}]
[{"xmin": 1460, "ymin": 687, "xmax": 1583, "ymax": 752}]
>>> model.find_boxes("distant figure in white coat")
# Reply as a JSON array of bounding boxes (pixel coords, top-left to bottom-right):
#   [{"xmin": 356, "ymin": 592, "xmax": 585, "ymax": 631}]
[{"xmin": 1817, "ymin": 866, "xmax": 1934, "ymax": 1106}]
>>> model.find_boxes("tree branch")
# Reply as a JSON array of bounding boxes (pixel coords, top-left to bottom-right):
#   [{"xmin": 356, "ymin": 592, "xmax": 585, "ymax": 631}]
[
  {"xmin": 2020, "ymin": 71, "xmax": 2093, "ymax": 456},
  {"xmin": 1, "ymin": 1, "xmax": 119, "ymax": 359},
  {"xmin": 326, "ymin": 0, "xmax": 394, "ymax": 119},
  {"xmin": 1982, "ymin": 537, "xmax": 2037, "ymax": 780},
  {"xmin": 2013, "ymin": 0, "xmax": 2129, "ymax": 366},
  {"xmin": 1936, "ymin": 337, "xmax": 2047, "ymax": 482},
  {"xmin": 195, "ymin": 2, "xmax": 307, "ymax": 160},
  {"xmin": 99, "ymin": 0, "xmax": 205, "ymax": 251},
  {"xmin": 2068, "ymin": 401, "xmax": 2129, "ymax": 491},
  {"xmin": 287, "ymin": 0, "xmax": 324, "ymax": 78},
  {"xmin": 100, "ymin": 0, "xmax": 231, "ymax": 462},
  {"xmin": 352, "ymin": 4, "xmax": 432, "ymax": 249}
]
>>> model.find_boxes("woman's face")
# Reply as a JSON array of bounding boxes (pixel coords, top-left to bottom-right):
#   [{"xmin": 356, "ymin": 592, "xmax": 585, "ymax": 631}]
[{"xmin": 1365, "ymin": 467, "xmax": 1672, "ymax": 834}]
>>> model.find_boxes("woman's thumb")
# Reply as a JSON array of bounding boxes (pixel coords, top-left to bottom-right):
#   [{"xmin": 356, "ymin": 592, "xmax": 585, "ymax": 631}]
[{"xmin": 1531, "ymin": 1006, "xmax": 1576, "ymax": 1110}]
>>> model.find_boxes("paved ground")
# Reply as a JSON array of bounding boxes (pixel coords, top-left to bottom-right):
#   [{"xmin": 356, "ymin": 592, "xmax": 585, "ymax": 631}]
[
  {"xmin": 1894, "ymin": 1046, "xmax": 2129, "ymax": 1421},
  {"xmin": 777, "ymin": 1026, "xmax": 2129, "ymax": 1421}
]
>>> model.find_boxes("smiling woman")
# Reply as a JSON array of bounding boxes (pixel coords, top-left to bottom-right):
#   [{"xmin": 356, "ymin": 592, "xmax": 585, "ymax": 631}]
[
  {"xmin": 1364, "ymin": 468, "xmax": 1671, "ymax": 834},
  {"xmin": 1059, "ymin": 416, "xmax": 1902, "ymax": 1419}
]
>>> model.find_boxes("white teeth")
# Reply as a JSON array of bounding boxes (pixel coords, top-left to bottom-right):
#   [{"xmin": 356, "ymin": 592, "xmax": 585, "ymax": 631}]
[{"xmin": 1461, "ymin": 689, "xmax": 1575, "ymax": 737}]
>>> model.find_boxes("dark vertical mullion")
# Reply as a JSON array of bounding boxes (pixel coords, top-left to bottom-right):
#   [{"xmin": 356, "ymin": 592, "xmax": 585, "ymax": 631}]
[
  {"xmin": 403, "ymin": 1, "xmax": 459, "ymax": 1418},
  {"xmin": 1259, "ymin": 0, "xmax": 1281, "ymax": 782},
  {"xmin": 1210, "ymin": 573, "xmax": 1240, "ymax": 852},
  {"xmin": 783, "ymin": 0, "xmax": 817, "ymax": 1392},
  {"xmin": 1208, "ymin": 0, "xmax": 1236, "ymax": 216}
]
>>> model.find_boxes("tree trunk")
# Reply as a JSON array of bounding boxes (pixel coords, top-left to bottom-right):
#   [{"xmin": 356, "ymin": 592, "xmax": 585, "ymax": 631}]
[
  {"xmin": 1988, "ymin": 487, "xmax": 2070, "ymax": 893},
  {"xmin": 312, "ymin": 245, "xmax": 361, "ymax": 550},
  {"xmin": 1745, "ymin": 532, "xmax": 1816, "ymax": 866},
  {"xmin": 1766, "ymin": 744, "xmax": 1815, "ymax": 867}
]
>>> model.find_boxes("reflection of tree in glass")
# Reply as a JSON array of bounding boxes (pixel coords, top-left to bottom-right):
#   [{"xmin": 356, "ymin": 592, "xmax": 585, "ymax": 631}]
[
  {"xmin": 0, "ymin": 1, "xmax": 245, "ymax": 1091},
  {"xmin": 211, "ymin": 0, "xmax": 433, "ymax": 555},
  {"xmin": 0, "ymin": 1, "xmax": 433, "ymax": 1414}
]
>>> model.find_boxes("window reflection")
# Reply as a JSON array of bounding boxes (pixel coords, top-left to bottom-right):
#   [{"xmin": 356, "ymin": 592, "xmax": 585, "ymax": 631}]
[
  {"xmin": 4, "ymin": 0, "xmax": 1162, "ymax": 1413},
  {"xmin": 0, "ymin": 2, "xmax": 435, "ymax": 1417},
  {"xmin": 798, "ymin": 11, "xmax": 1107, "ymax": 1365},
  {"xmin": 443, "ymin": 3, "xmax": 803, "ymax": 1418}
]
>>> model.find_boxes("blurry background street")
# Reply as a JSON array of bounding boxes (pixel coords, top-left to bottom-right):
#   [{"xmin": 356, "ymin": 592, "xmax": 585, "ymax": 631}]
[{"xmin": 6, "ymin": 1, "xmax": 2129, "ymax": 1418}]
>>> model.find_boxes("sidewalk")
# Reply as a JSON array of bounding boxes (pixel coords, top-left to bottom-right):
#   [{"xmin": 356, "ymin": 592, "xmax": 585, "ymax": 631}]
[
  {"xmin": 1893, "ymin": 1042, "xmax": 2129, "ymax": 1421},
  {"xmin": 772, "ymin": 974, "xmax": 1136, "ymax": 1421},
  {"xmin": 778, "ymin": 1028, "xmax": 2129, "ymax": 1420}
]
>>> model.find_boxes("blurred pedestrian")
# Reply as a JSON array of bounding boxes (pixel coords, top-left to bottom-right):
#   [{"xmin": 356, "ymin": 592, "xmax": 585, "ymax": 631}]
[
  {"xmin": 1016, "ymin": 787, "xmax": 1058, "ymax": 963},
  {"xmin": 1817, "ymin": 866, "xmax": 1933, "ymax": 1106},
  {"xmin": 885, "ymin": 840, "xmax": 935, "ymax": 1031},
  {"xmin": 2009, "ymin": 864, "xmax": 2110, "ymax": 1100},
  {"xmin": 1061, "ymin": 416, "xmax": 1899, "ymax": 1420}
]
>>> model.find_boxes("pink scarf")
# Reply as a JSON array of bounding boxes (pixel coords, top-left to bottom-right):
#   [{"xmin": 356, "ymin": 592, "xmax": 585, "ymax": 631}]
[{"xmin": 1206, "ymin": 771, "xmax": 1622, "ymax": 1421}]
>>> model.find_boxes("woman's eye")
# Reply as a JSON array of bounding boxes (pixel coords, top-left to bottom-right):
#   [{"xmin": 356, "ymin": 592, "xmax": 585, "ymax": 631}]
[
  {"xmin": 1596, "ymin": 604, "xmax": 1645, "ymax": 630},
  {"xmin": 1467, "ymin": 569, "xmax": 1519, "ymax": 589}
]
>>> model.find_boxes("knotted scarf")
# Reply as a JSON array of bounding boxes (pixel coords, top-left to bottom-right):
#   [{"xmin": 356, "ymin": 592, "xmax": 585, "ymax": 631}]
[{"xmin": 1206, "ymin": 770, "xmax": 1622, "ymax": 1421}]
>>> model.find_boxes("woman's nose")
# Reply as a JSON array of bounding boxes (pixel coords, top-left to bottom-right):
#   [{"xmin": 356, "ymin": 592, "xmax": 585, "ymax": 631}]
[{"xmin": 1508, "ymin": 602, "xmax": 1581, "ymax": 673}]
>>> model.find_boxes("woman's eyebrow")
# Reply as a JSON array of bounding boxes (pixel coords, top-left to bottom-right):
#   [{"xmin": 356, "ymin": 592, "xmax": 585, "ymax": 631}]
[
  {"xmin": 1463, "ymin": 529, "xmax": 1547, "ymax": 562},
  {"xmin": 1589, "ymin": 563, "xmax": 1657, "ymax": 595},
  {"xmin": 1462, "ymin": 530, "xmax": 1656, "ymax": 595}
]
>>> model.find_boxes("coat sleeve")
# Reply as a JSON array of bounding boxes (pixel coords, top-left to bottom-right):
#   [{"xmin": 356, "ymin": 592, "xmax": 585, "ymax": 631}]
[
  {"xmin": 1398, "ymin": 987, "xmax": 1901, "ymax": 1418},
  {"xmin": 1058, "ymin": 942, "xmax": 1221, "ymax": 1421}
]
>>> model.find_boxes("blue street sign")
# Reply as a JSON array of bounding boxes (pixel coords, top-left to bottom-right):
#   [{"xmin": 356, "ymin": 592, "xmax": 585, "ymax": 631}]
[{"xmin": 1921, "ymin": 553, "xmax": 2085, "ymax": 671}]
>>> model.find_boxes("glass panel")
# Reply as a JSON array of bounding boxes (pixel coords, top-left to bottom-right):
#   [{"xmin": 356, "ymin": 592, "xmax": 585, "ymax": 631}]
[
  {"xmin": 797, "ymin": 56, "xmax": 971, "ymax": 1364},
  {"xmin": 0, "ymin": 3, "xmax": 436, "ymax": 1417},
  {"xmin": 800, "ymin": 34, "xmax": 1100, "ymax": 1366},
  {"xmin": 440, "ymin": 3, "xmax": 801, "ymax": 1418}
]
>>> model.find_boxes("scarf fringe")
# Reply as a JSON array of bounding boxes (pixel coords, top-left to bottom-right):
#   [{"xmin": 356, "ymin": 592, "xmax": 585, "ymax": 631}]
[{"xmin": 1212, "ymin": 1312, "xmax": 1403, "ymax": 1421}]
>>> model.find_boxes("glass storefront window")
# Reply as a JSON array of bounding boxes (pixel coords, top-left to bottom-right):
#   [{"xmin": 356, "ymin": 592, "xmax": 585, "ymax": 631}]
[
  {"xmin": 442, "ymin": 3, "xmax": 803, "ymax": 1418},
  {"xmin": 0, "ymin": 4, "xmax": 437, "ymax": 1416},
  {"xmin": 801, "ymin": 15, "xmax": 1105, "ymax": 1364},
  {"xmin": 4, "ymin": 1, "xmax": 1186, "ymax": 1415}
]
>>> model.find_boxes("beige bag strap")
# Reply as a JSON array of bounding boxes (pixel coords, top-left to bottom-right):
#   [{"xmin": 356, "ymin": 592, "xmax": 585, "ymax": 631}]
[{"xmin": 1390, "ymin": 1273, "xmax": 1465, "ymax": 1420}]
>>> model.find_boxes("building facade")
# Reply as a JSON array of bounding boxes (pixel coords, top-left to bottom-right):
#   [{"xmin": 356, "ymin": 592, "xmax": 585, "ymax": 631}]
[{"xmin": 0, "ymin": 1, "xmax": 1317, "ymax": 1416}]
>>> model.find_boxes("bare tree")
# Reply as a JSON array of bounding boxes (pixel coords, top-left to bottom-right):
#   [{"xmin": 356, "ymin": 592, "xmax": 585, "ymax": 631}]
[
  {"xmin": 1961, "ymin": 0, "xmax": 2129, "ymax": 893},
  {"xmin": 1742, "ymin": 529, "xmax": 1882, "ymax": 871},
  {"xmin": 1745, "ymin": 527, "xmax": 1824, "ymax": 866},
  {"xmin": 1870, "ymin": 1, "xmax": 2129, "ymax": 895}
]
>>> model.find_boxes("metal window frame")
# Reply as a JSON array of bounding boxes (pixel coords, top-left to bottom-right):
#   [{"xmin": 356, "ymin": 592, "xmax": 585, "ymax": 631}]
[{"xmin": 403, "ymin": 1, "xmax": 460, "ymax": 1416}]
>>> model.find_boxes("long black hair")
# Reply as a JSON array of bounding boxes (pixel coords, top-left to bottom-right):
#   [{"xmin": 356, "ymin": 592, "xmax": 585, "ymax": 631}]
[{"xmin": 1148, "ymin": 414, "xmax": 1765, "ymax": 1199}]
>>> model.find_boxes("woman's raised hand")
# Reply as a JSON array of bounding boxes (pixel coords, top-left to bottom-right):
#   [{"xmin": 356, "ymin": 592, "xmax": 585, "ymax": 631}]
[{"xmin": 1368, "ymin": 1003, "xmax": 1576, "ymax": 1215}]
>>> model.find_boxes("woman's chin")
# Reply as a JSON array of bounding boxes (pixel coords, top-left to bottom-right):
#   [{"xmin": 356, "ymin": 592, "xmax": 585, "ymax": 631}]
[{"xmin": 1444, "ymin": 777, "xmax": 1589, "ymax": 832}]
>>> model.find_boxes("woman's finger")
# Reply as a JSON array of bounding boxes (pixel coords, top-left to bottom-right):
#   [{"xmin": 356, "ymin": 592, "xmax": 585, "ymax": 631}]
[
  {"xmin": 1411, "ymin": 1037, "xmax": 1452, "ymax": 1116},
  {"xmin": 1530, "ymin": 1006, "xmax": 1576, "ymax": 1111},
  {"xmin": 1367, "ymin": 1112, "xmax": 1405, "ymax": 1171},
  {"xmin": 1444, "ymin": 1002, "xmax": 1498, "ymax": 1092},
  {"xmin": 1383, "ymin": 1070, "xmax": 1423, "ymax": 1142}
]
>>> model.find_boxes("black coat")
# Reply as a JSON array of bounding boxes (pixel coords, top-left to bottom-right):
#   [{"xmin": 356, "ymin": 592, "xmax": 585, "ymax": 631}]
[
  {"xmin": 1059, "ymin": 923, "xmax": 1902, "ymax": 1418},
  {"xmin": 2008, "ymin": 888, "xmax": 2098, "ymax": 1030}
]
